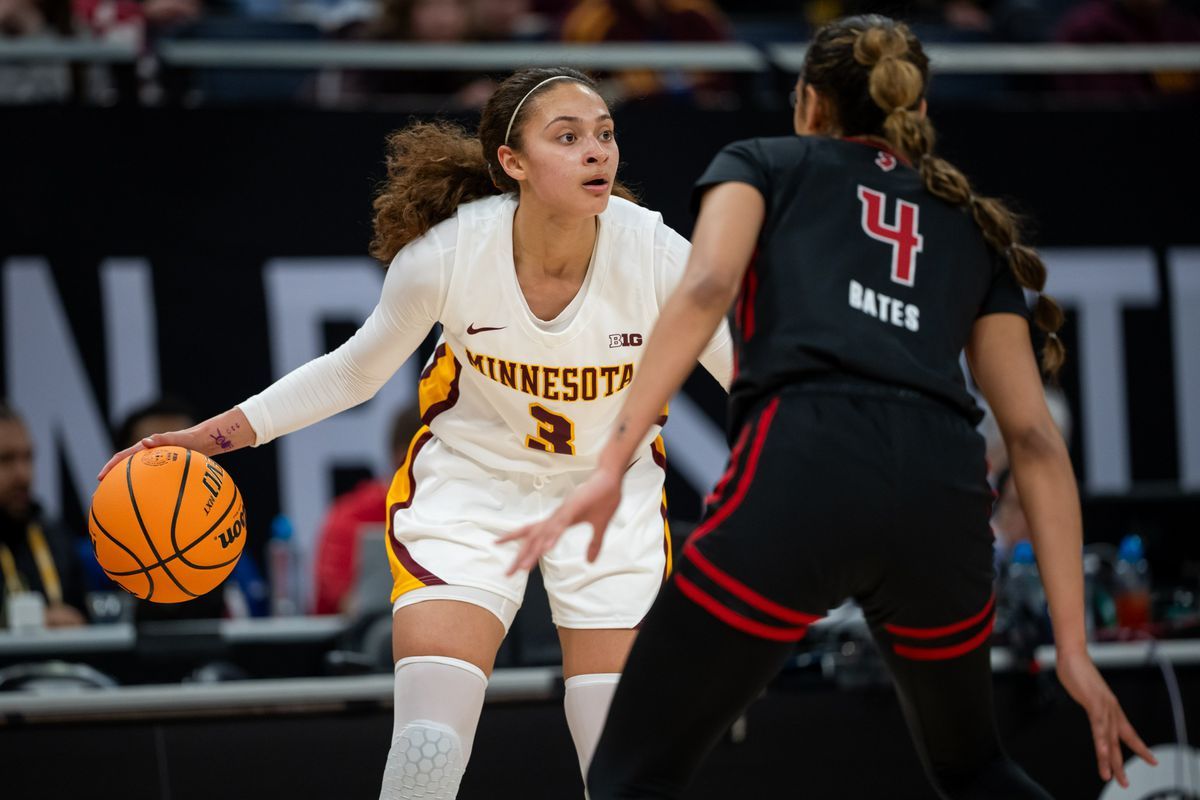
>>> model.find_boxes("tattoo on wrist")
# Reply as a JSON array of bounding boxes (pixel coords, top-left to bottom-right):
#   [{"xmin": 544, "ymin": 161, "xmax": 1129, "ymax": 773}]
[{"xmin": 209, "ymin": 429, "xmax": 234, "ymax": 450}]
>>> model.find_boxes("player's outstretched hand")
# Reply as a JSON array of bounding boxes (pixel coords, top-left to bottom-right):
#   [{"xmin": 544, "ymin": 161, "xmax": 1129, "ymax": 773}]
[
  {"xmin": 501, "ymin": 467, "xmax": 624, "ymax": 575},
  {"xmin": 96, "ymin": 429, "xmax": 203, "ymax": 482},
  {"xmin": 1056, "ymin": 647, "xmax": 1157, "ymax": 787}
]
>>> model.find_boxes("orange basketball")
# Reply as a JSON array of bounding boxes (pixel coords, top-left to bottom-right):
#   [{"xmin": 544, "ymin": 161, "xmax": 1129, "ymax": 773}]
[{"xmin": 88, "ymin": 446, "xmax": 246, "ymax": 603}]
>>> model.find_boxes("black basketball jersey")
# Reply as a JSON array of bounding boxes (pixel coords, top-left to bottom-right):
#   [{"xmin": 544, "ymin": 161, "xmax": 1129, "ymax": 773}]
[{"xmin": 693, "ymin": 135, "xmax": 1029, "ymax": 431}]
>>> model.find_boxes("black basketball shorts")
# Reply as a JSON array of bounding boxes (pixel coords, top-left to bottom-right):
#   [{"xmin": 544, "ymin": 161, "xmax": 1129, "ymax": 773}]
[{"xmin": 675, "ymin": 382, "xmax": 998, "ymax": 661}]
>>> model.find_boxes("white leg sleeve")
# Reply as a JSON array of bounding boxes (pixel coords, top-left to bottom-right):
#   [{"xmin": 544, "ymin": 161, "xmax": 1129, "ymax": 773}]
[
  {"xmin": 563, "ymin": 673, "xmax": 621, "ymax": 782},
  {"xmin": 379, "ymin": 656, "xmax": 489, "ymax": 800}
]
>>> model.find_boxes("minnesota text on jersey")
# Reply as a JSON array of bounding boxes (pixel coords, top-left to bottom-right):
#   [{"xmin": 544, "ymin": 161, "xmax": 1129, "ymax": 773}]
[{"xmin": 463, "ymin": 347, "xmax": 635, "ymax": 402}]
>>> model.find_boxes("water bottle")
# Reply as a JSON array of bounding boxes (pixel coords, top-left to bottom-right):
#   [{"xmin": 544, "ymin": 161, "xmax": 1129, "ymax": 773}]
[
  {"xmin": 227, "ymin": 553, "xmax": 271, "ymax": 618},
  {"xmin": 1114, "ymin": 534, "xmax": 1152, "ymax": 630},
  {"xmin": 1004, "ymin": 540, "xmax": 1048, "ymax": 650},
  {"xmin": 268, "ymin": 514, "xmax": 299, "ymax": 616},
  {"xmin": 1008, "ymin": 542, "xmax": 1046, "ymax": 618}
]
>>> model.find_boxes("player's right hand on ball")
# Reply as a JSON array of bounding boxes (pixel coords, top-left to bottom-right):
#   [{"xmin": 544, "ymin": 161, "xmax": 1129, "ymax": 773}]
[
  {"xmin": 96, "ymin": 430, "xmax": 196, "ymax": 482},
  {"xmin": 97, "ymin": 408, "xmax": 255, "ymax": 482}
]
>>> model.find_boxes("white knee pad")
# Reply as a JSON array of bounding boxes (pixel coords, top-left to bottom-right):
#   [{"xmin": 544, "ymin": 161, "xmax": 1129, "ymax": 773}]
[
  {"xmin": 563, "ymin": 673, "xmax": 621, "ymax": 781},
  {"xmin": 384, "ymin": 720, "xmax": 464, "ymax": 799},
  {"xmin": 379, "ymin": 656, "xmax": 488, "ymax": 800}
]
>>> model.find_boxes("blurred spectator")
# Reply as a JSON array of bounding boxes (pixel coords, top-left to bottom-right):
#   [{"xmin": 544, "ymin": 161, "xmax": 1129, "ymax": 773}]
[
  {"xmin": 531, "ymin": 0, "xmax": 572, "ymax": 20},
  {"xmin": 985, "ymin": 385, "xmax": 1073, "ymax": 552},
  {"xmin": 114, "ymin": 397, "xmax": 229, "ymax": 620},
  {"xmin": 941, "ymin": 0, "xmax": 993, "ymax": 32},
  {"xmin": 141, "ymin": 0, "xmax": 201, "ymax": 28},
  {"xmin": 0, "ymin": 0, "xmax": 72, "ymax": 103},
  {"xmin": 372, "ymin": 0, "xmax": 466, "ymax": 37},
  {"xmin": 560, "ymin": 0, "xmax": 737, "ymax": 106},
  {"xmin": 72, "ymin": 0, "xmax": 143, "ymax": 107},
  {"xmin": 162, "ymin": 15, "xmax": 321, "ymax": 108},
  {"xmin": 0, "ymin": 402, "xmax": 87, "ymax": 627},
  {"xmin": 313, "ymin": 404, "xmax": 420, "ymax": 615},
  {"xmin": 801, "ymin": 0, "xmax": 1058, "ymax": 43},
  {"xmin": 115, "ymin": 395, "xmax": 197, "ymax": 451},
  {"xmin": 73, "ymin": 0, "xmax": 197, "ymax": 34},
  {"xmin": 803, "ymin": 0, "xmax": 994, "ymax": 36},
  {"xmin": 1056, "ymin": 0, "xmax": 1200, "ymax": 96},
  {"xmin": 0, "ymin": 0, "xmax": 67, "ymax": 32},
  {"xmin": 991, "ymin": 471, "xmax": 1030, "ymax": 549},
  {"xmin": 981, "ymin": 383, "xmax": 1072, "ymax": 486},
  {"xmin": 467, "ymin": 0, "xmax": 548, "ymax": 40},
  {"xmin": 336, "ymin": 0, "xmax": 494, "ymax": 110}
]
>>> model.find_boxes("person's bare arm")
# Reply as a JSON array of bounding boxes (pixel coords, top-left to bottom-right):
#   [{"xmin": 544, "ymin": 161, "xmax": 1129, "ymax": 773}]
[
  {"xmin": 597, "ymin": 182, "xmax": 762, "ymax": 476},
  {"xmin": 967, "ymin": 313, "xmax": 1155, "ymax": 786},
  {"xmin": 968, "ymin": 316, "xmax": 1085, "ymax": 652}
]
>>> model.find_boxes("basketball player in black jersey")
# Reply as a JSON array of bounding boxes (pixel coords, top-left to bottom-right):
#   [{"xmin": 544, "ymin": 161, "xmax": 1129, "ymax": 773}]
[{"xmin": 503, "ymin": 14, "xmax": 1158, "ymax": 799}]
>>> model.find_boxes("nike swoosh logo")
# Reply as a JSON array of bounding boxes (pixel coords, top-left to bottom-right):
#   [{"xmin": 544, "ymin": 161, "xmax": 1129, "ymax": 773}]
[{"xmin": 466, "ymin": 324, "xmax": 506, "ymax": 335}]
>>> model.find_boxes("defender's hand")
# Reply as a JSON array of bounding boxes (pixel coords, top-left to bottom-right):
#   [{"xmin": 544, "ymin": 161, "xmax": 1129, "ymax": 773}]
[
  {"xmin": 500, "ymin": 468, "xmax": 623, "ymax": 575},
  {"xmin": 1056, "ymin": 648, "xmax": 1157, "ymax": 787}
]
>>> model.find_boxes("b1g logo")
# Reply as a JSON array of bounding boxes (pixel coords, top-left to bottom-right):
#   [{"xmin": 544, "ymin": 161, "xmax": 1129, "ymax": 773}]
[
  {"xmin": 857, "ymin": 185, "xmax": 924, "ymax": 286},
  {"xmin": 609, "ymin": 333, "xmax": 643, "ymax": 348}
]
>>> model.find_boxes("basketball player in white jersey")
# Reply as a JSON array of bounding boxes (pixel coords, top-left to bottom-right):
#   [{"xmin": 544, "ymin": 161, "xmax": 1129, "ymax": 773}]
[{"xmin": 98, "ymin": 67, "xmax": 732, "ymax": 798}]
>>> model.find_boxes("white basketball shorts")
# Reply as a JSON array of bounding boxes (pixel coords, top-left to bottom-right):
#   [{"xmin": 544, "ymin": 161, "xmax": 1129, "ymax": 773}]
[{"xmin": 384, "ymin": 427, "xmax": 671, "ymax": 629}]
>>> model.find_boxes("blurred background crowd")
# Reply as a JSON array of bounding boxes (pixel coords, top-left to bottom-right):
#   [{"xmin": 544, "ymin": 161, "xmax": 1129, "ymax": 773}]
[{"xmin": 1, "ymin": 0, "xmax": 1198, "ymax": 106}]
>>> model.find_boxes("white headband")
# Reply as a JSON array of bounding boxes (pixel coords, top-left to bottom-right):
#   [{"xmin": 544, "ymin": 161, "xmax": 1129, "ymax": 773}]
[{"xmin": 503, "ymin": 75, "xmax": 578, "ymax": 146}]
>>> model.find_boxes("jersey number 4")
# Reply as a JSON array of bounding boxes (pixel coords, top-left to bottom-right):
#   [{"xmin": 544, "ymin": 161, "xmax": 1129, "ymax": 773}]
[
  {"xmin": 525, "ymin": 403, "xmax": 576, "ymax": 455},
  {"xmin": 857, "ymin": 186, "xmax": 924, "ymax": 287}
]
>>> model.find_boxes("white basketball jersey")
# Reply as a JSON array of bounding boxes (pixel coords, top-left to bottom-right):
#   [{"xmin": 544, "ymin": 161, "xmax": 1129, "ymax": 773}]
[
  {"xmin": 420, "ymin": 193, "xmax": 723, "ymax": 474},
  {"xmin": 237, "ymin": 193, "xmax": 730, "ymax": 474}
]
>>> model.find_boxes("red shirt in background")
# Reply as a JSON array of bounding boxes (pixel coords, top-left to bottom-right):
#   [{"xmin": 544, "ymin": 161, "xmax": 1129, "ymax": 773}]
[{"xmin": 313, "ymin": 479, "xmax": 389, "ymax": 615}]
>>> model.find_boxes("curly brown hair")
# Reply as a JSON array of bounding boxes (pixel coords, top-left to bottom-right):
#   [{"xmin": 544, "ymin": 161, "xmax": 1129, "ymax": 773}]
[
  {"xmin": 370, "ymin": 67, "xmax": 637, "ymax": 265},
  {"xmin": 801, "ymin": 15, "xmax": 1065, "ymax": 377}
]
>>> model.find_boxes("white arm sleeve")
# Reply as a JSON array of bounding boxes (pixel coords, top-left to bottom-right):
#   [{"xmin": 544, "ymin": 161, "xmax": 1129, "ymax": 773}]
[
  {"xmin": 237, "ymin": 224, "xmax": 454, "ymax": 445},
  {"xmin": 654, "ymin": 221, "xmax": 735, "ymax": 392}
]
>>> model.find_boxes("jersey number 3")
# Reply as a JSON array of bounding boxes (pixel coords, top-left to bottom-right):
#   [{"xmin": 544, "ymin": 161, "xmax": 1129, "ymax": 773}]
[
  {"xmin": 525, "ymin": 403, "xmax": 576, "ymax": 455},
  {"xmin": 857, "ymin": 186, "xmax": 924, "ymax": 287}
]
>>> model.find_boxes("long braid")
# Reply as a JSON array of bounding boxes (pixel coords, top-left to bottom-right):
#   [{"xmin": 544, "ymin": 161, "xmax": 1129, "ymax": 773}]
[{"xmin": 806, "ymin": 16, "xmax": 1065, "ymax": 376}]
